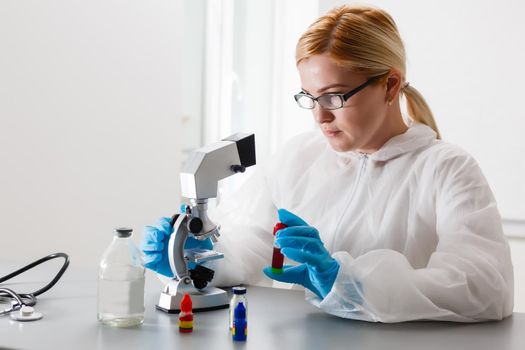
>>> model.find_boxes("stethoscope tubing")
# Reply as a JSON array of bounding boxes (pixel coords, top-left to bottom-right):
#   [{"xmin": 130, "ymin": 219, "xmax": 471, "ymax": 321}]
[{"xmin": 0, "ymin": 252, "xmax": 70, "ymax": 316}]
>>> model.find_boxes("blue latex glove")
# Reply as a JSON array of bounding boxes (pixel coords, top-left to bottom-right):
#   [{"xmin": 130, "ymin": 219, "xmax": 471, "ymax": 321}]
[
  {"xmin": 263, "ymin": 209, "xmax": 340, "ymax": 299},
  {"xmin": 141, "ymin": 216, "xmax": 213, "ymax": 278}
]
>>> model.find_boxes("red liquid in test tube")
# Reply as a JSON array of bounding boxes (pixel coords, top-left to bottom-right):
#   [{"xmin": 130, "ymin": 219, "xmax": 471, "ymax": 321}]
[{"xmin": 272, "ymin": 222, "xmax": 287, "ymax": 274}]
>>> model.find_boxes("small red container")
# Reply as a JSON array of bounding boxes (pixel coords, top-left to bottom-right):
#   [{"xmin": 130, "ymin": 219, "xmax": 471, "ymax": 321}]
[{"xmin": 179, "ymin": 293, "xmax": 193, "ymax": 333}]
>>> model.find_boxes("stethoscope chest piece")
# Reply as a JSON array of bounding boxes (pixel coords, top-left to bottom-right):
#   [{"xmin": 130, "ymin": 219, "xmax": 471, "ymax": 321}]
[{"xmin": 10, "ymin": 305, "xmax": 43, "ymax": 322}]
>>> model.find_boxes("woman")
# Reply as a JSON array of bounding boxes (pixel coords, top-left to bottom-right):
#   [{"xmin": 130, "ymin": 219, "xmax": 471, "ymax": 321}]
[{"xmin": 142, "ymin": 4, "xmax": 513, "ymax": 322}]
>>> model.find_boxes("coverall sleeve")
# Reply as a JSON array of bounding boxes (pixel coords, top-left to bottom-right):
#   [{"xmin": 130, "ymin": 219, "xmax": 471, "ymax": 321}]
[
  {"xmin": 315, "ymin": 152, "xmax": 514, "ymax": 322},
  {"xmin": 207, "ymin": 166, "xmax": 278, "ymax": 288},
  {"xmin": 207, "ymin": 133, "xmax": 313, "ymax": 288}
]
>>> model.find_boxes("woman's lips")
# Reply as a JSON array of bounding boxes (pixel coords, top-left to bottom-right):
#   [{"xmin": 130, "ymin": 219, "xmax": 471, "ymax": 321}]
[{"xmin": 324, "ymin": 130, "xmax": 341, "ymax": 137}]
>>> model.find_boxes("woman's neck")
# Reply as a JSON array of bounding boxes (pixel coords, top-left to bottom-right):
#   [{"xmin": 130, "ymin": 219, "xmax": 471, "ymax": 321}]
[{"xmin": 357, "ymin": 104, "xmax": 408, "ymax": 154}]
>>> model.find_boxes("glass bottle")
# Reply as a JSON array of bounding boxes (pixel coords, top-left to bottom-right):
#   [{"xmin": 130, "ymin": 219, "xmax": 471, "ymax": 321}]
[
  {"xmin": 97, "ymin": 227, "xmax": 145, "ymax": 327},
  {"xmin": 229, "ymin": 286, "xmax": 247, "ymax": 329}
]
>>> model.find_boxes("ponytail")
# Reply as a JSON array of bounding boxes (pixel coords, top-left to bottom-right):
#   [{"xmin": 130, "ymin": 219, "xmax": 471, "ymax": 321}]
[{"xmin": 402, "ymin": 84, "xmax": 440, "ymax": 139}]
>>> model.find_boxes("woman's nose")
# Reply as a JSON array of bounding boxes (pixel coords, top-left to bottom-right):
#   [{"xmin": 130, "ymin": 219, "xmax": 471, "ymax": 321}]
[{"xmin": 313, "ymin": 105, "xmax": 335, "ymax": 124}]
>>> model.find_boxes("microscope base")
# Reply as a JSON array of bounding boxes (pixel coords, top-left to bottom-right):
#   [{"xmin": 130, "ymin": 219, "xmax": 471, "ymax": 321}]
[{"xmin": 156, "ymin": 286, "xmax": 229, "ymax": 313}]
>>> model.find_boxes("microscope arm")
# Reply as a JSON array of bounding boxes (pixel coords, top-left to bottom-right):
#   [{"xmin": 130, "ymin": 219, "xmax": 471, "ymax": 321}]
[{"xmin": 168, "ymin": 214, "xmax": 191, "ymax": 283}]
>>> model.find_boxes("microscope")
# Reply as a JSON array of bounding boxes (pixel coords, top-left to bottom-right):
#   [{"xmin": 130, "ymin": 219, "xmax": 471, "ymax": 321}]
[{"xmin": 156, "ymin": 133, "xmax": 256, "ymax": 313}]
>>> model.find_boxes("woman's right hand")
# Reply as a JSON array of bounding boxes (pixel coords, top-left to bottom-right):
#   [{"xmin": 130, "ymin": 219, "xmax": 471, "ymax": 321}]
[
  {"xmin": 141, "ymin": 216, "xmax": 215, "ymax": 278},
  {"xmin": 141, "ymin": 217, "xmax": 174, "ymax": 278}
]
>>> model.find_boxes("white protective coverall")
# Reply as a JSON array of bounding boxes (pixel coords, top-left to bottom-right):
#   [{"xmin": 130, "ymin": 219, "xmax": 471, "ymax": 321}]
[{"xmin": 208, "ymin": 122, "xmax": 514, "ymax": 322}]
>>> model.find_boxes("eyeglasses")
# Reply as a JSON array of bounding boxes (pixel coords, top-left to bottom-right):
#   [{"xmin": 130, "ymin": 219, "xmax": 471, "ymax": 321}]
[{"xmin": 294, "ymin": 75, "xmax": 383, "ymax": 110}]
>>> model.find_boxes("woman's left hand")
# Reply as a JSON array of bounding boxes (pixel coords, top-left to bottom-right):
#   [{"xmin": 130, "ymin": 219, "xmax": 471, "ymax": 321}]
[{"xmin": 263, "ymin": 209, "xmax": 340, "ymax": 299}]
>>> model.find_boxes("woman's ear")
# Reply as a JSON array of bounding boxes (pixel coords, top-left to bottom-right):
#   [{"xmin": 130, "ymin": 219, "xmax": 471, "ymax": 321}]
[{"xmin": 385, "ymin": 70, "xmax": 402, "ymax": 103}]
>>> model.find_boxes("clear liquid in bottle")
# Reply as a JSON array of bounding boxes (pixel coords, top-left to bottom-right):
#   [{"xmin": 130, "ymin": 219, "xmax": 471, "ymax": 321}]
[{"xmin": 98, "ymin": 227, "xmax": 145, "ymax": 327}]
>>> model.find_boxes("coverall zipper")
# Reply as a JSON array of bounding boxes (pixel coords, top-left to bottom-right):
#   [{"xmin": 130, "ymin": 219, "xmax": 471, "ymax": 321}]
[{"xmin": 329, "ymin": 153, "xmax": 369, "ymax": 252}]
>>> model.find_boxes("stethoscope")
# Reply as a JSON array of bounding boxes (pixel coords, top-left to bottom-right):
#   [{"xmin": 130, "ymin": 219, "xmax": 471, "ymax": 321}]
[{"xmin": 0, "ymin": 252, "xmax": 70, "ymax": 322}]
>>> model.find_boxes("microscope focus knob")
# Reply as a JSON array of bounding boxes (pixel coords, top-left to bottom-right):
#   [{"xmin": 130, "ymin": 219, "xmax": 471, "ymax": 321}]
[{"xmin": 187, "ymin": 217, "xmax": 203, "ymax": 234}]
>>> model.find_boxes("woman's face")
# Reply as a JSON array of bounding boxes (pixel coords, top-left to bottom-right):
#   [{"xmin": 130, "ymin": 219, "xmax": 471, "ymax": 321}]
[{"xmin": 297, "ymin": 53, "xmax": 390, "ymax": 153}]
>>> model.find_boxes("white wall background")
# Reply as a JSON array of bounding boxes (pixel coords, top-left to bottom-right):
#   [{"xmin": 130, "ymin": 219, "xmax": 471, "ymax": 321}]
[
  {"xmin": 0, "ymin": 0, "xmax": 205, "ymax": 268},
  {"xmin": 202, "ymin": 0, "xmax": 319, "ymax": 164}
]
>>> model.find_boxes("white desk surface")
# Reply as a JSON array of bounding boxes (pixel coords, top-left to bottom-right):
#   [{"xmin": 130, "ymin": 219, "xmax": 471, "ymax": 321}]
[{"xmin": 1, "ymin": 261, "xmax": 524, "ymax": 350}]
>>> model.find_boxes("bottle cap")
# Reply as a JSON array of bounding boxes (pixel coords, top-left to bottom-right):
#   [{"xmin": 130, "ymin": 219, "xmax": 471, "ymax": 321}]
[
  {"xmin": 181, "ymin": 293, "xmax": 193, "ymax": 313},
  {"xmin": 114, "ymin": 227, "xmax": 133, "ymax": 238},
  {"xmin": 273, "ymin": 222, "xmax": 287, "ymax": 236},
  {"xmin": 232, "ymin": 286, "xmax": 247, "ymax": 295}
]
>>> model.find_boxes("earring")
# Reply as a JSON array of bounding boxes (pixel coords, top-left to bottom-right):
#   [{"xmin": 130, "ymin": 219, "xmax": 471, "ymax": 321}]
[{"xmin": 387, "ymin": 98, "xmax": 392, "ymax": 106}]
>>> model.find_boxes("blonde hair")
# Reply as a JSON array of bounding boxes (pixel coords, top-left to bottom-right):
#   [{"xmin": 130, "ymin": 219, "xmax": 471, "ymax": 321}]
[{"xmin": 296, "ymin": 5, "xmax": 440, "ymax": 139}]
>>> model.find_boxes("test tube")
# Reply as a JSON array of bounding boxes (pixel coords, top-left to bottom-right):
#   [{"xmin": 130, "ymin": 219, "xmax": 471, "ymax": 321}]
[{"xmin": 272, "ymin": 222, "xmax": 287, "ymax": 274}]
